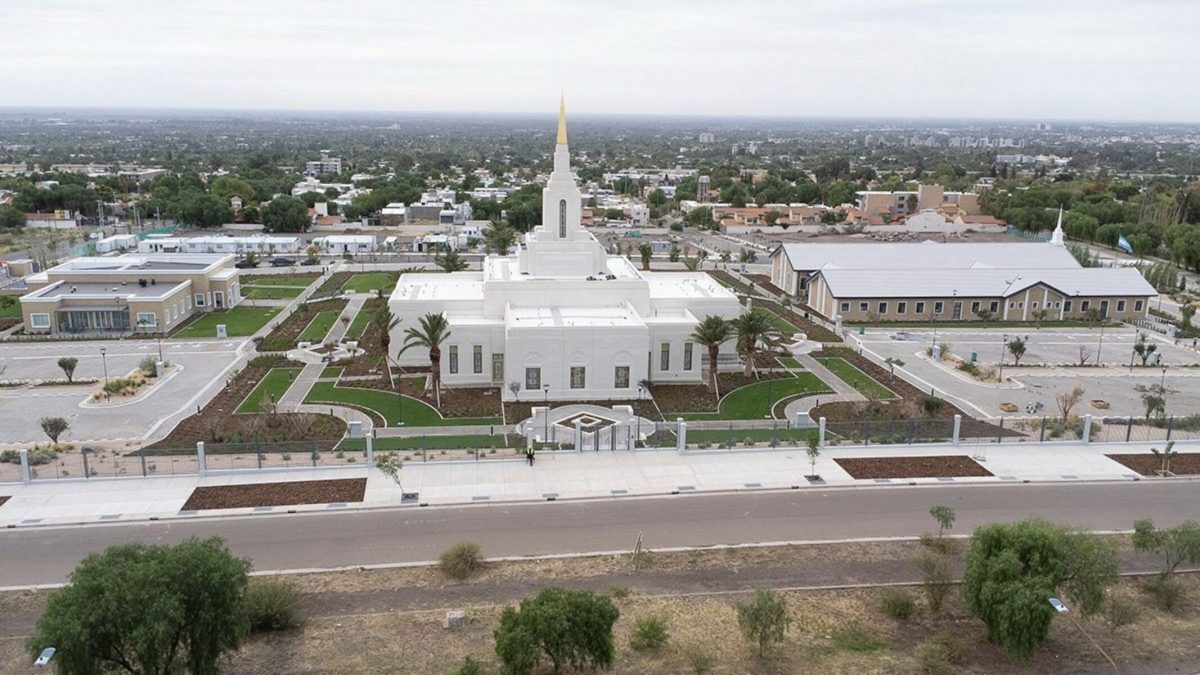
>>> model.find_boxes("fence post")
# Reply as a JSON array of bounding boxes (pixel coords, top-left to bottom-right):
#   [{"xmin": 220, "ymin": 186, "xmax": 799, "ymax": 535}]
[
  {"xmin": 82, "ymin": 449, "xmax": 90, "ymax": 479},
  {"xmin": 676, "ymin": 417, "xmax": 686, "ymax": 453},
  {"xmin": 196, "ymin": 441, "xmax": 207, "ymax": 476},
  {"xmin": 1082, "ymin": 415, "xmax": 1093, "ymax": 444},
  {"xmin": 19, "ymin": 448, "xmax": 31, "ymax": 484},
  {"xmin": 771, "ymin": 420, "xmax": 777, "ymax": 448},
  {"xmin": 952, "ymin": 414, "xmax": 962, "ymax": 447},
  {"xmin": 818, "ymin": 416, "xmax": 827, "ymax": 447},
  {"xmin": 140, "ymin": 446, "xmax": 147, "ymax": 477},
  {"xmin": 364, "ymin": 435, "xmax": 374, "ymax": 468},
  {"xmin": 1126, "ymin": 416, "xmax": 1133, "ymax": 443},
  {"xmin": 1167, "ymin": 416, "xmax": 1174, "ymax": 441},
  {"xmin": 996, "ymin": 417, "xmax": 1004, "ymax": 444},
  {"xmin": 574, "ymin": 421, "xmax": 583, "ymax": 453},
  {"xmin": 525, "ymin": 423, "xmax": 534, "ymax": 448},
  {"xmin": 1039, "ymin": 416, "xmax": 1046, "ymax": 443}
]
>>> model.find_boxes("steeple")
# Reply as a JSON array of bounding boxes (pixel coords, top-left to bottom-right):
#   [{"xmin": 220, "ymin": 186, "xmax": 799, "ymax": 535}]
[
  {"xmin": 1050, "ymin": 206, "xmax": 1065, "ymax": 246},
  {"xmin": 556, "ymin": 95, "xmax": 568, "ymax": 145}
]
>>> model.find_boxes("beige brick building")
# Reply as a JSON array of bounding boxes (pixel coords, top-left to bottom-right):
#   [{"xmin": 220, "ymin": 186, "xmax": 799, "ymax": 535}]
[{"xmin": 19, "ymin": 253, "xmax": 241, "ymax": 334}]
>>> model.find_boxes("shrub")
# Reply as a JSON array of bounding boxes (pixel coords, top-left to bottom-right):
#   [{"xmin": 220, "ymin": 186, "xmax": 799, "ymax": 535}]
[
  {"xmin": 914, "ymin": 634, "xmax": 964, "ymax": 672},
  {"xmin": 1143, "ymin": 575, "xmax": 1185, "ymax": 611},
  {"xmin": 608, "ymin": 585, "xmax": 631, "ymax": 599},
  {"xmin": 737, "ymin": 588, "xmax": 790, "ymax": 656},
  {"xmin": 494, "ymin": 587, "xmax": 619, "ymax": 674},
  {"xmin": 244, "ymin": 578, "xmax": 304, "ymax": 632},
  {"xmin": 440, "ymin": 541, "xmax": 484, "ymax": 581},
  {"xmin": 629, "ymin": 615, "xmax": 669, "ymax": 651},
  {"xmin": 914, "ymin": 551, "xmax": 954, "ymax": 612},
  {"xmin": 831, "ymin": 625, "xmax": 883, "ymax": 652},
  {"xmin": 139, "ymin": 357, "xmax": 159, "ymax": 377},
  {"xmin": 880, "ymin": 587, "xmax": 916, "ymax": 621},
  {"xmin": 0, "ymin": 448, "xmax": 55, "ymax": 466},
  {"xmin": 683, "ymin": 647, "xmax": 715, "ymax": 674},
  {"xmin": 1103, "ymin": 595, "xmax": 1139, "ymax": 631},
  {"xmin": 453, "ymin": 656, "xmax": 486, "ymax": 675},
  {"xmin": 919, "ymin": 394, "xmax": 946, "ymax": 415}
]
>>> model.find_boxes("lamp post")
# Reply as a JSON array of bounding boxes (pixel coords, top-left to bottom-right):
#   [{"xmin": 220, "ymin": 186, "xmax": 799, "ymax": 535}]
[
  {"xmin": 543, "ymin": 384, "xmax": 550, "ymax": 441},
  {"xmin": 1048, "ymin": 598, "xmax": 1118, "ymax": 674},
  {"xmin": 1097, "ymin": 319, "xmax": 1106, "ymax": 365},
  {"xmin": 1161, "ymin": 365, "xmax": 1168, "ymax": 391},
  {"xmin": 998, "ymin": 334, "xmax": 1008, "ymax": 381},
  {"xmin": 99, "ymin": 346, "xmax": 109, "ymax": 386}
]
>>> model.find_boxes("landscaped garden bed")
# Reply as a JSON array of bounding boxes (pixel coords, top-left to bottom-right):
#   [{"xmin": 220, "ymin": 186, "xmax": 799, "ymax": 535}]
[
  {"xmin": 651, "ymin": 371, "xmax": 795, "ymax": 415},
  {"xmin": 240, "ymin": 272, "xmax": 320, "ymax": 286},
  {"xmin": 818, "ymin": 356, "xmax": 896, "ymax": 400},
  {"xmin": 1106, "ymin": 453, "xmax": 1200, "ymax": 476},
  {"xmin": 258, "ymin": 299, "xmax": 347, "ymax": 351},
  {"xmin": 310, "ymin": 271, "xmax": 355, "ymax": 299},
  {"xmin": 757, "ymin": 298, "xmax": 841, "ymax": 343},
  {"xmin": 835, "ymin": 455, "xmax": 993, "ymax": 479},
  {"xmin": 304, "ymin": 381, "xmax": 500, "ymax": 427},
  {"xmin": 172, "ymin": 306, "xmax": 281, "ymax": 339},
  {"xmin": 181, "ymin": 478, "xmax": 366, "ymax": 511},
  {"xmin": 0, "ymin": 495, "xmax": 9, "ymax": 508}
]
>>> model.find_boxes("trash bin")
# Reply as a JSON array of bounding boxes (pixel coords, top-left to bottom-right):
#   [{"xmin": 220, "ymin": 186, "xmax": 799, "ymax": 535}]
[
  {"xmin": 858, "ymin": 326, "xmax": 865, "ymax": 335},
  {"xmin": 970, "ymin": 351, "xmax": 977, "ymax": 363}
]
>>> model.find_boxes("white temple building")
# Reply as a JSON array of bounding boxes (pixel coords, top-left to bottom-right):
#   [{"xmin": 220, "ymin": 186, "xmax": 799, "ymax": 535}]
[{"xmin": 390, "ymin": 99, "xmax": 743, "ymax": 401}]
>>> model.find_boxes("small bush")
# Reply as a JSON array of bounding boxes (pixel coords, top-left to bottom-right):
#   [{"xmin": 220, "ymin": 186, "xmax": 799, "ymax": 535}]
[
  {"xmin": 880, "ymin": 587, "xmax": 916, "ymax": 621},
  {"xmin": 918, "ymin": 394, "xmax": 946, "ymax": 415},
  {"xmin": 831, "ymin": 625, "xmax": 883, "ymax": 652},
  {"xmin": 914, "ymin": 551, "xmax": 954, "ymax": 612},
  {"xmin": 0, "ymin": 448, "xmax": 55, "ymax": 466},
  {"xmin": 629, "ymin": 615, "xmax": 669, "ymax": 651},
  {"xmin": 440, "ymin": 541, "xmax": 483, "ymax": 580},
  {"xmin": 683, "ymin": 647, "xmax": 715, "ymax": 674},
  {"xmin": 914, "ymin": 634, "xmax": 964, "ymax": 672},
  {"xmin": 139, "ymin": 357, "xmax": 159, "ymax": 377},
  {"xmin": 453, "ymin": 656, "xmax": 486, "ymax": 675},
  {"xmin": 918, "ymin": 533, "xmax": 959, "ymax": 555},
  {"xmin": 245, "ymin": 578, "xmax": 304, "ymax": 632},
  {"xmin": 1144, "ymin": 575, "xmax": 1185, "ymax": 611},
  {"xmin": 1103, "ymin": 595, "xmax": 1139, "ymax": 631},
  {"xmin": 608, "ymin": 585, "xmax": 632, "ymax": 599}
]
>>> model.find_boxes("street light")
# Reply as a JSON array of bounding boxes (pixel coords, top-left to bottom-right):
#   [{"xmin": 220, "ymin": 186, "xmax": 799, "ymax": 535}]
[
  {"xmin": 1047, "ymin": 598, "xmax": 1118, "ymax": 674},
  {"xmin": 99, "ymin": 346, "xmax": 109, "ymax": 386},
  {"xmin": 543, "ymin": 384, "xmax": 550, "ymax": 441},
  {"xmin": 998, "ymin": 333, "xmax": 1008, "ymax": 381}
]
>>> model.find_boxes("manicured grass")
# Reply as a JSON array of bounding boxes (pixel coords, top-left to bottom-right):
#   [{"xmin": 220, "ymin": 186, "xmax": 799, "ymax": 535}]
[
  {"xmin": 341, "ymin": 272, "xmax": 397, "ymax": 294},
  {"xmin": 820, "ymin": 357, "xmax": 896, "ymax": 400},
  {"xmin": 762, "ymin": 309, "xmax": 798, "ymax": 334},
  {"xmin": 304, "ymin": 381, "xmax": 500, "ymax": 427},
  {"xmin": 687, "ymin": 427, "xmax": 819, "ymax": 445},
  {"xmin": 345, "ymin": 307, "xmax": 373, "ymax": 340},
  {"xmin": 235, "ymin": 367, "xmax": 302, "ymax": 413},
  {"xmin": 297, "ymin": 311, "xmax": 341, "ymax": 343},
  {"xmin": 0, "ymin": 299, "xmax": 19, "ymax": 319},
  {"xmin": 776, "ymin": 355, "xmax": 802, "ymax": 369},
  {"xmin": 173, "ymin": 307, "xmax": 280, "ymax": 338},
  {"xmin": 320, "ymin": 366, "xmax": 344, "ymax": 379},
  {"xmin": 242, "ymin": 284, "xmax": 305, "ymax": 300},
  {"xmin": 239, "ymin": 276, "xmax": 316, "ymax": 287},
  {"xmin": 338, "ymin": 434, "xmax": 511, "ymax": 451},
  {"xmin": 681, "ymin": 373, "xmax": 830, "ymax": 421}
]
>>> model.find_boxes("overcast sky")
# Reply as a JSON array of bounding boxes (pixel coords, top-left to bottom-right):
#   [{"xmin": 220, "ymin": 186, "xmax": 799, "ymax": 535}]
[{"xmin": 3, "ymin": 0, "xmax": 1197, "ymax": 122}]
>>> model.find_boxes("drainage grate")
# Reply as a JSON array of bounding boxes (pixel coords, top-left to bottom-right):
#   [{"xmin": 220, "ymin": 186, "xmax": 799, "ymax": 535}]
[
  {"xmin": 873, "ymin": 478, "xmax": 892, "ymax": 484},
  {"xmin": 936, "ymin": 477, "xmax": 955, "ymax": 482},
  {"xmin": 677, "ymin": 485, "xmax": 696, "ymax": 491},
  {"xmin": 1061, "ymin": 475, "xmax": 1079, "ymax": 480},
  {"xmin": 472, "ymin": 495, "xmax": 490, "ymax": 502},
  {"xmin": 100, "ymin": 514, "xmax": 121, "ymax": 520},
  {"xmin": 744, "ymin": 482, "xmax": 762, "ymax": 488},
  {"xmin": 542, "ymin": 493, "xmax": 559, "ymax": 499},
  {"xmin": 610, "ymin": 489, "xmax": 628, "ymax": 495},
  {"xmin": 253, "ymin": 506, "xmax": 273, "ymax": 512},
  {"xmin": 999, "ymin": 475, "xmax": 1019, "ymax": 481},
  {"xmin": 21, "ymin": 519, "xmax": 41, "ymax": 524},
  {"xmin": 326, "ymin": 502, "xmax": 347, "ymax": 508}
]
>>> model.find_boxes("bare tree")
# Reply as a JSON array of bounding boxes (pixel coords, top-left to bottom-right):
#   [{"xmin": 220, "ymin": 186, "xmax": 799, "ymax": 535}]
[
  {"xmin": 1056, "ymin": 386, "xmax": 1086, "ymax": 420},
  {"xmin": 1077, "ymin": 345, "xmax": 1094, "ymax": 366}
]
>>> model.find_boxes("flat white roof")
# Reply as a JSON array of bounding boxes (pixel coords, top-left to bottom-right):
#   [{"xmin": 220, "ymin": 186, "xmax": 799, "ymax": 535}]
[
  {"xmin": 645, "ymin": 272, "xmax": 737, "ymax": 300},
  {"xmin": 392, "ymin": 273, "xmax": 483, "ymax": 301},
  {"xmin": 506, "ymin": 304, "xmax": 644, "ymax": 329},
  {"xmin": 819, "ymin": 267, "xmax": 1157, "ymax": 298},
  {"xmin": 776, "ymin": 241, "xmax": 1079, "ymax": 273}
]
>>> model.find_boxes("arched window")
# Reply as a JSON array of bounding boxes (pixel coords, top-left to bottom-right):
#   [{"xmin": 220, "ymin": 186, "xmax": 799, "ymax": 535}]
[{"xmin": 558, "ymin": 199, "xmax": 567, "ymax": 238}]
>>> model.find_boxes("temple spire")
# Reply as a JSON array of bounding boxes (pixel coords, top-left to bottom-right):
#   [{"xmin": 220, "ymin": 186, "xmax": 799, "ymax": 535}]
[
  {"xmin": 1050, "ymin": 206, "xmax": 1065, "ymax": 246},
  {"xmin": 556, "ymin": 95, "xmax": 568, "ymax": 145}
]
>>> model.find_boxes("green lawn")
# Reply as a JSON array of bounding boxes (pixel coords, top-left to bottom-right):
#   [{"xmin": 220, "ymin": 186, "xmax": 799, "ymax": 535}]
[
  {"xmin": 242, "ymin": 285, "xmax": 305, "ymax": 300},
  {"xmin": 173, "ymin": 307, "xmax": 280, "ymax": 338},
  {"xmin": 239, "ymin": 276, "xmax": 316, "ymax": 287},
  {"xmin": 341, "ymin": 272, "xmax": 397, "ymax": 294},
  {"xmin": 345, "ymin": 307, "xmax": 373, "ymax": 340},
  {"xmin": 338, "ymin": 434, "xmax": 512, "ymax": 451},
  {"xmin": 297, "ymin": 311, "xmax": 341, "ymax": 343},
  {"xmin": 820, "ymin": 357, "xmax": 896, "ymax": 400},
  {"xmin": 320, "ymin": 366, "xmax": 344, "ymax": 379},
  {"xmin": 681, "ymin": 373, "xmax": 830, "ymax": 421},
  {"xmin": 235, "ymin": 367, "xmax": 302, "ymax": 413},
  {"xmin": 0, "ymin": 299, "xmax": 19, "ymax": 318},
  {"xmin": 304, "ymin": 381, "xmax": 500, "ymax": 427},
  {"xmin": 687, "ymin": 427, "xmax": 818, "ymax": 445},
  {"xmin": 762, "ymin": 309, "xmax": 798, "ymax": 334},
  {"xmin": 776, "ymin": 355, "xmax": 802, "ymax": 369}
]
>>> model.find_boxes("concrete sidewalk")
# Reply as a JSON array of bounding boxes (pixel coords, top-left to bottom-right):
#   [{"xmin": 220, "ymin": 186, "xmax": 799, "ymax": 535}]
[{"xmin": 0, "ymin": 440, "xmax": 1195, "ymax": 528}]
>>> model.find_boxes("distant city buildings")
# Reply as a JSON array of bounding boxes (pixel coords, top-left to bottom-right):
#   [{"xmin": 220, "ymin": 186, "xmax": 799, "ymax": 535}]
[{"xmin": 304, "ymin": 153, "xmax": 342, "ymax": 176}]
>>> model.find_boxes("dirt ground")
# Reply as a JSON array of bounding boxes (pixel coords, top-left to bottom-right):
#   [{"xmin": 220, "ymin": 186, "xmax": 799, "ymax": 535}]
[
  {"xmin": 181, "ymin": 478, "xmax": 366, "ymax": 511},
  {"xmin": 4, "ymin": 537, "xmax": 1200, "ymax": 674},
  {"xmin": 1108, "ymin": 453, "xmax": 1200, "ymax": 476},
  {"xmin": 835, "ymin": 455, "xmax": 994, "ymax": 479}
]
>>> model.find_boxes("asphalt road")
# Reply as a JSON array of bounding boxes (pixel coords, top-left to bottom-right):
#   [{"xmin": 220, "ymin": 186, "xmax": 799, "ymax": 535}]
[{"xmin": 2, "ymin": 481, "xmax": 1198, "ymax": 587}]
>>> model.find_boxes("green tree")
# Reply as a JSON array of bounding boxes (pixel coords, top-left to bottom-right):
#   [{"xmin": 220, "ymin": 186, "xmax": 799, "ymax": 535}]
[
  {"xmin": 1132, "ymin": 332, "xmax": 1157, "ymax": 366},
  {"xmin": 929, "ymin": 505, "xmax": 956, "ymax": 537},
  {"xmin": 372, "ymin": 307, "xmax": 401, "ymax": 388},
  {"xmin": 1141, "ymin": 390, "xmax": 1166, "ymax": 421},
  {"xmin": 732, "ymin": 309, "xmax": 781, "ymax": 377},
  {"xmin": 668, "ymin": 245, "xmax": 680, "ymax": 263},
  {"xmin": 1132, "ymin": 518, "xmax": 1200, "ymax": 578},
  {"xmin": 1007, "ymin": 336, "xmax": 1027, "ymax": 366},
  {"xmin": 962, "ymin": 519, "xmax": 1118, "ymax": 662},
  {"xmin": 638, "ymin": 243, "xmax": 653, "ymax": 271},
  {"xmin": 397, "ymin": 313, "xmax": 451, "ymax": 406},
  {"xmin": 435, "ymin": 249, "xmax": 469, "ymax": 272},
  {"xmin": 375, "ymin": 452, "xmax": 405, "ymax": 492},
  {"xmin": 260, "ymin": 196, "xmax": 310, "ymax": 232},
  {"xmin": 738, "ymin": 248, "xmax": 758, "ymax": 264},
  {"xmin": 28, "ymin": 538, "xmax": 250, "ymax": 675},
  {"xmin": 176, "ymin": 193, "xmax": 232, "ymax": 228},
  {"xmin": 39, "ymin": 416, "xmax": 69, "ymax": 444},
  {"xmin": 686, "ymin": 206, "xmax": 714, "ymax": 229},
  {"xmin": 57, "ymin": 357, "xmax": 78, "ymax": 383},
  {"xmin": 494, "ymin": 586, "xmax": 619, "ymax": 675},
  {"xmin": 736, "ymin": 588, "xmax": 790, "ymax": 657},
  {"xmin": 1151, "ymin": 441, "xmax": 1179, "ymax": 474},
  {"xmin": 0, "ymin": 204, "xmax": 26, "ymax": 229},
  {"xmin": 647, "ymin": 188, "xmax": 667, "ymax": 208},
  {"xmin": 484, "ymin": 222, "xmax": 517, "ymax": 256},
  {"xmin": 690, "ymin": 315, "xmax": 731, "ymax": 395}
]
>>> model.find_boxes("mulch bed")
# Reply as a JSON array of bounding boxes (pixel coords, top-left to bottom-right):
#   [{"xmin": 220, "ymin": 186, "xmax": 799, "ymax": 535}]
[
  {"xmin": 310, "ymin": 271, "xmax": 355, "ymax": 298},
  {"xmin": 0, "ymin": 496, "xmax": 9, "ymax": 508},
  {"xmin": 258, "ymin": 298, "xmax": 348, "ymax": 351},
  {"xmin": 1106, "ymin": 453, "xmax": 1200, "ymax": 476},
  {"xmin": 146, "ymin": 355, "xmax": 346, "ymax": 450},
  {"xmin": 758, "ymin": 299, "xmax": 841, "ymax": 343},
  {"xmin": 706, "ymin": 269, "xmax": 754, "ymax": 295},
  {"xmin": 650, "ymin": 372, "xmax": 791, "ymax": 414},
  {"xmin": 339, "ymin": 297, "xmax": 388, "ymax": 377},
  {"xmin": 835, "ymin": 455, "xmax": 993, "ymax": 479},
  {"xmin": 745, "ymin": 273, "xmax": 785, "ymax": 297},
  {"xmin": 181, "ymin": 478, "xmax": 366, "ymax": 511}
]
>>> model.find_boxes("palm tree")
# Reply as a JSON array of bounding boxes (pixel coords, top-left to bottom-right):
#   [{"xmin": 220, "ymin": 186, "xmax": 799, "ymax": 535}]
[
  {"xmin": 435, "ymin": 249, "xmax": 469, "ymax": 272},
  {"xmin": 691, "ymin": 315, "xmax": 731, "ymax": 396},
  {"xmin": 484, "ymin": 222, "xmax": 517, "ymax": 256},
  {"xmin": 732, "ymin": 309, "xmax": 781, "ymax": 377},
  {"xmin": 372, "ymin": 307, "xmax": 401, "ymax": 388},
  {"xmin": 638, "ymin": 243, "xmax": 653, "ymax": 271},
  {"xmin": 398, "ymin": 312, "xmax": 452, "ymax": 408}
]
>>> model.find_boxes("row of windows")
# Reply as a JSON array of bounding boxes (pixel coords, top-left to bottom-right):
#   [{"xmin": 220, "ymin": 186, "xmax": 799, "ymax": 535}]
[
  {"xmin": 450, "ymin": 343, "xmax": 696, "ymax": 377},
  {"xmin": 447, "ymin": 345, "xmax": 486, "ymax": 375},
  {"xmin": 524, "ymin": 365, "xmax": 632, "ymax": 390},
  {"xmin": 841, "ymin": 298, "xmax": 1143, "ymax": 315},
  {"xmin": 661, "ymin": 342, "xmax": 694, "ymax": 371}
]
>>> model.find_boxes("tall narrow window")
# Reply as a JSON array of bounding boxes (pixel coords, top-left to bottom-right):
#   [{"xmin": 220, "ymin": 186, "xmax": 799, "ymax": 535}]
[
  {"xmin": 683, "ymin": 343, "xmax": 694, "ymax": 371},
  {"xmin": 472, "ymin": 345, "xmax": 483, "ymax": 374},
  {"xmin": 558, "ymin": 199, "xmax": 567, "ymax": 238},
  {"xmin": 660, "ymin": 343, "xmax": 670, "ymax": 371},
  {"xmin": 570, "ymin": 366, "xmax": 586, "ymax": 389},
  {"xmin": 448, "ymin": 345, "xmax": 458, "ymax": 374}
]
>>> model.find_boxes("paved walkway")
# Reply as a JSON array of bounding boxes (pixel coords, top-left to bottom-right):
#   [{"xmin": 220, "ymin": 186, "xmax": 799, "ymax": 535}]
[
  {"xmin": 795, "ymin": 353, "xmax": 866, "ymax": 401},
  {"xmin": 0, "ymin": 439, "xmax": 1194, "ymax": 528}
]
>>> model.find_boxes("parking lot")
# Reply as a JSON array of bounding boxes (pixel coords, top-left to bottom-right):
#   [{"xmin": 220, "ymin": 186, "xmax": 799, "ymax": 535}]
[
  {"xmin": 0, "ymin": 337, "xmax": 245, "ymax": 446},
  {"xmin": 856, "ymin": 326, "xmax": 1200, "ymax": 419}
]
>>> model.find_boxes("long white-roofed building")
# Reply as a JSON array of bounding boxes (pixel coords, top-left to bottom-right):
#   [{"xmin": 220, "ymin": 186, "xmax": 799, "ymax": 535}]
[{"xmin": 390, "ymin": 99, "xmax": 742, "ymax": 401}]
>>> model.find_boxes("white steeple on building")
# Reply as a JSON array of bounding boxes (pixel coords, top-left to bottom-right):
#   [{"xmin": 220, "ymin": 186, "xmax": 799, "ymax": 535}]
[
  {"xmin": 1050, "ymin": 206, "xmax": 1065, "ymax": 246},
  {"xmin": 389, "ymin": 99, "xmax": 743, "ymax": 402}
]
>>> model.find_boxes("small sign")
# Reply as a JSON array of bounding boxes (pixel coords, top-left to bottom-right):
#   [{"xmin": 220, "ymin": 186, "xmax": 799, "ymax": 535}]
[{"xmin": 216, "ymin": 324, "xmax": 227, "ymax": 339}]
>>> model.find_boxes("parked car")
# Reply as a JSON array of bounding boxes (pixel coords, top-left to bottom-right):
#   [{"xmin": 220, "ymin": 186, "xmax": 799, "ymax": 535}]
[
  {"xmin": 299, "ymin": 257, "xmax": 320, "ymax": 266},
  {"xmin": 270, "ymin": 257, "xmax": 296, "ymax": 267},
  {"xmin": 234, "ymin": 259, "xmax": 259, "ymax": 269}
]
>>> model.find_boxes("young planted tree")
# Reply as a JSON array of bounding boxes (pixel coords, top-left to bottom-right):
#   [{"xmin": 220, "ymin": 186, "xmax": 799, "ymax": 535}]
[
  {"xmin": 484, "ymin": 222, "xmax": 517, "ymax": 255},
  {"xmin": 1007, "ymin": 336, "xmax": 1027, "ymax": 366},
  {"xmin": 929, "ymin": 505, "xmax": 956, "ymax": 537},
  {"xmin": 962, "ymin": 519, "xmax": 1118, "ymax": 662},
  {"xmin": 1133, "ymin": 332, "xmax": 1158, "ymax": 366},
  {"xmin": 1151, "ymin": 441, "xmax": 1178, "ymax": 475},
  {"xmin": 668, "ymin": 245, "xmax": 680, "ymax": 263},
  {"xmin": 39, "ymin": 416, "xmax": 69, "ymax": 444},
  {"xmin": 805, "ymin": 435, "xmax": 820, "ymax": 477},
  {"xmin": 738, "ymin": 248, "xmax": 758, "ymax": 264},
  {"xmin": 638, "ymin": 243, "xmax": 653, "ymax": 271},
  {"xmin": 736, "ymin": 588, "xmax": 790, "ymax": 657},
  {"xmin": 397, "ymin": 312, "xmax": 452, "ymax": 407},
  {"xmin": 28, "ymin": 538, "xmax": 250, "ymax": 675},
  {"xmin": 974, "ymin": 308, "xmax": 995, "ymax": 326},
  {"xmin": 1056, "ymin": 385, "xmax": 1085, "ymax": 419},
  {"xmin": 690, "ymin": 315, "xmax": 731, "ymax": 396},
  {"xmin": 494, "ymin": 586, "xmax": 619, "ymax": 675},
  {"xmin": 1030, "ymin": 308, "xmax": 1049, "ymax": 328},
  {"xmin": 719, "ymin": 250, "xmax": 732, "ymax": 265},
  {"xmin": 57, "ymin": 357, "xmax": 78, "ymax": 383},
  {"xmin": 732, "ymin": 309, "xmax": 781, "ymax": 377},
  {"xmin": 884, "ymin": 357, "xmax": 905, "ymax": 379},
  {"xmin": 375, "ymin": 452, "xmax": 405, "ymax": 492},
  {"xmin": 1141, "ymin": 390, "xmax": 1166, "ymax": 421},
  {"xmin": 435, "ymin": 249, "xmax": 469, "ymax": 272},
  {"xmin": 1077, "ymin": 345, "xmax": 1094, "ymax": 366},
  {"xmin": 1132, "ymin": 517, "xmax": 1200, "ymax": 579}
]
